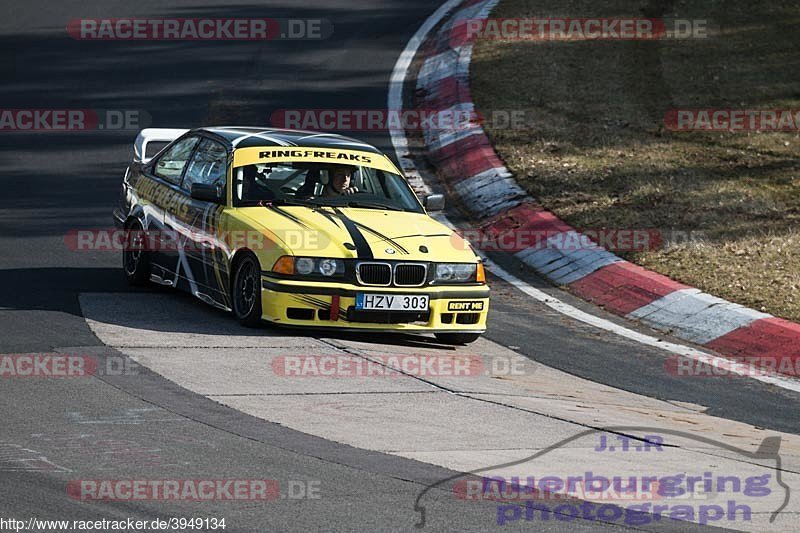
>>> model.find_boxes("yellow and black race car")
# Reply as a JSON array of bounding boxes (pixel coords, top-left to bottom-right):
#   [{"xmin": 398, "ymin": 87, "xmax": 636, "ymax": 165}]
[{"xmin": 113, "ymin": 127, "xmax": 488, "ymax": 344}]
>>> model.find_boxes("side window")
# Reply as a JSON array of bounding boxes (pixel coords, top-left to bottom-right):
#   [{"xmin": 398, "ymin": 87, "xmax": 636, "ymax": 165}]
[
  {"xmin": 153, "ymin": 136, "xmax": 200, "ymax": 184},
  {"xmin": 183, "ymin": 139, "xmax": 228, "ymax": 192}
]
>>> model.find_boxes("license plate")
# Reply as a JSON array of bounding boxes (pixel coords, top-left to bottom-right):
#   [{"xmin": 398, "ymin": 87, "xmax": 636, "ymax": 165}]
[{"xmin": 355, "ymin": 294, "xmax": 429, "ymax": 311}]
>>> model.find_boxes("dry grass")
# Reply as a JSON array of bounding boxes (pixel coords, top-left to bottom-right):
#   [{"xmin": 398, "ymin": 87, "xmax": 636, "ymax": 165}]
[{"xmin": 471, "ymin": 0, "xmax": 800, "ymax": 320}]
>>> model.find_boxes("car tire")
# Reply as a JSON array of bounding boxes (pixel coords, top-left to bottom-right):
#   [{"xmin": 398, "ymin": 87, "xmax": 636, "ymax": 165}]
[
  {"xmin": 232, "ymin": 252, "xmax": 263, "ymax": 328},
  {"xmin": 123, "ymin": 220, "xmax": 151, "ymax": 286},
  {"xmin": 434, "ymin": 332, "xmax": 482, "ymax": 345}
]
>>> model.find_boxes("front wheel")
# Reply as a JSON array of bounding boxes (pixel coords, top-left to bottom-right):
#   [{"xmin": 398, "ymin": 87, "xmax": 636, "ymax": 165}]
[
  {"xmin": 232, "ymin": 253, "xmax": 263, "ymax": 328},
  {"xmin": 434, "ymin": 332, "xmax": 482, "ymax": 345}
]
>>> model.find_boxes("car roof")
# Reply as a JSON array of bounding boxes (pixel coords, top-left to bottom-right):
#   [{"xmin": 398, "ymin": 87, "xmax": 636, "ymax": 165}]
[{"xmin": 197, "ymin": 127, "xmax": 384, "ymax": 154}]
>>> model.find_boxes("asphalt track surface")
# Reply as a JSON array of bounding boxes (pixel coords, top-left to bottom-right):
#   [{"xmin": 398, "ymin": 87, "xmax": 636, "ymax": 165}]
[{"xmin": 1, "ymin": 1, "xmax": 799, "ymax": 531}]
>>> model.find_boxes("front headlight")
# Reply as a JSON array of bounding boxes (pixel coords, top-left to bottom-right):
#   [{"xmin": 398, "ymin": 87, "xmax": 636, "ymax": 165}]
[
  {"xmin": 296, "ymin": 258, "xmax": 315, "ymax": 275},
  {"xmin": 272, "ymin": 256, "xmax": 345, "ymax": 278},
  {"xmin": 318, "ymin": 259, "xmax": 341, "ymax": 277},
  {"xmin": 434, "ymin": 263, "xmax": 478, "ymax": 283}
]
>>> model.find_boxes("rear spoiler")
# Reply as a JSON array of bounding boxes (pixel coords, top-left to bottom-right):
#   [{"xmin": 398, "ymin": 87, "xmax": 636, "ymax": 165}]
[{"xmin": 133, "ymin": 128, "xmax": 189, "ymax": 164}]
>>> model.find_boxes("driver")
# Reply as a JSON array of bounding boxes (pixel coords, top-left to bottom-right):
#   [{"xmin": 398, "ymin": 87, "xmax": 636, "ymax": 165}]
[
  {"xmin": 323, "ymin": 165, "xmax": 359, "ymax": 196},
  {"xmin": 241, "ymin": 164, "xmax": 271, "ymax": 200}
]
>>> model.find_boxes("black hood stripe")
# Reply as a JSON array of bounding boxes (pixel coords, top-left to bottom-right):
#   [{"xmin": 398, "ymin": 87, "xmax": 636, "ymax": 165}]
[
  {"xmin": 351, "ymin": 221, "xmax": 410, "ymax": 255},
  {"xmin": 332, "ymin": 208, "xmax": 373, "ymax": 259},
  {"xmin": 319, "ymin": 207, "xmax": 408, "ymax": 256},
  {"xmin": 315, "ymin": 208, "xmax": 343, "ymax": 229},
  {"xmin": 265, "ymin": 205, "xmax": 310, "ymax": 229},
  {"xmin": 392, "ymin": 233, "xmax": 450, "ymax": 239},
  {"xmin": 265, "ymin": 204, "xmax": 408, "ymax": 258}
]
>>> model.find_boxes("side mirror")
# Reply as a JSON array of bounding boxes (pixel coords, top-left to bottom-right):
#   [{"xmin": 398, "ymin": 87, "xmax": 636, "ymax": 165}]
[
  {"xmin": 191, "ymin": 183, "xmax": 224, "ymax": 204},
  {"xmin": 424, "ymin": 194, "xmax": 445, "ymax": 212}
]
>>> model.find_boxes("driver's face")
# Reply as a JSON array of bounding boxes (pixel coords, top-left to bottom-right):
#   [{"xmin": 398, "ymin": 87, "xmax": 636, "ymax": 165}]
[{"xmin": 332, "ymin": 170, "xmax": 351, "ymax": 192}]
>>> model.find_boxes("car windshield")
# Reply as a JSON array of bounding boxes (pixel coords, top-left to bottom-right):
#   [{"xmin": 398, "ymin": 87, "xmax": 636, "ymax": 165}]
[{"xmin": 233, "ymin": 162, "xmax": 424, "ymax": 213}]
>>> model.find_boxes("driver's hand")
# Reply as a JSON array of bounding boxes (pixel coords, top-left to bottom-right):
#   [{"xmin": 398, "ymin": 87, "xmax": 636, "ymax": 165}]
[{"xmin": 341, "ymin": 186, "xmax": 359, "ymax": 195}]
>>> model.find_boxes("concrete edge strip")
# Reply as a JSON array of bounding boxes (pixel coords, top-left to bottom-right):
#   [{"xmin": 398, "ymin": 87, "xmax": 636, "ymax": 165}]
[{"xmin": 404, "ymin": 0, "xmax": 800, "ymax": 372}]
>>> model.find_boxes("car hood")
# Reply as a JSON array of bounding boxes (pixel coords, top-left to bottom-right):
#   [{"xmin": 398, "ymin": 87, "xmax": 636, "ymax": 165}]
[{"xmin": 237, "ymin": 206, "xmax": 477, "ymax": 262}]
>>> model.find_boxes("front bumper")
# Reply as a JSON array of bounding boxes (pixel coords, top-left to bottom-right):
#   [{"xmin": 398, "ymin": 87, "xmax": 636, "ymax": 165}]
[{"xmin": 260, "ymin": 275, "xmax": 489, "ymax": 332}]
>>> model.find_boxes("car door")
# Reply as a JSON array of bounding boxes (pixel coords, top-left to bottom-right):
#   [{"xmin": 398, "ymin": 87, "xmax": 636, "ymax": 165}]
[
  {"xmin": 139, "ymin": 134, "xmax": 201, "ymax": 282},
  {"xmin": 172, "ymin": 137, "xmax": 230, "ymax": 308}
]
